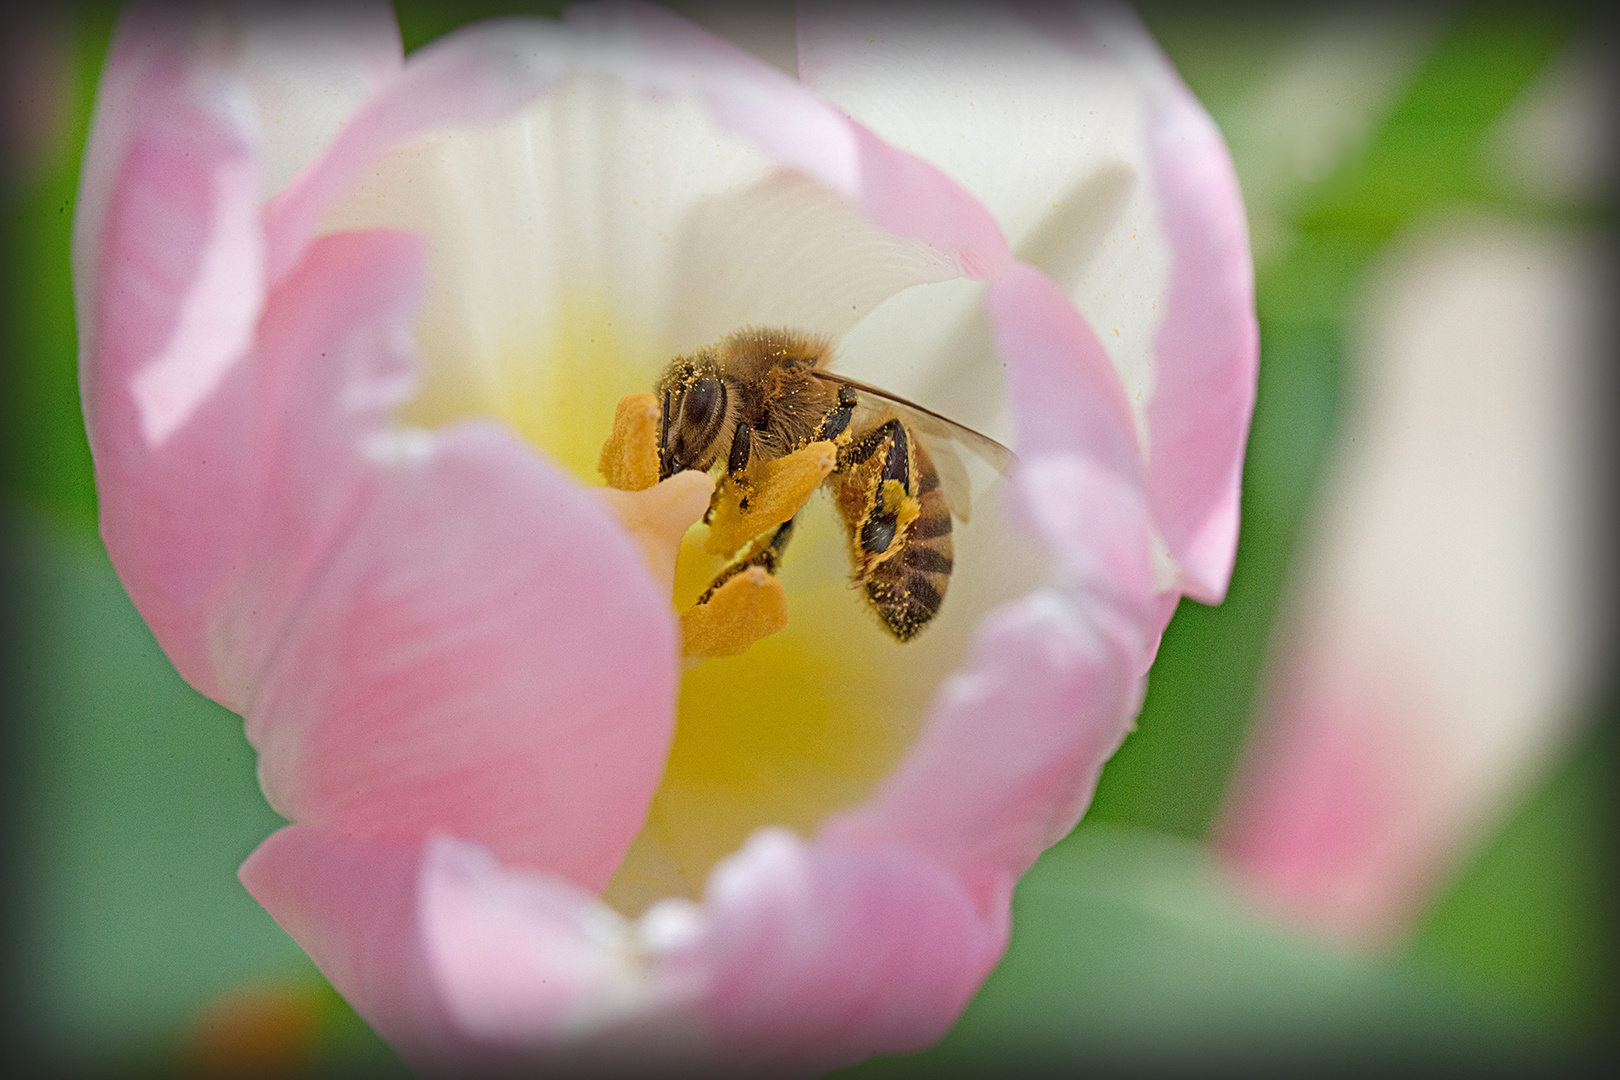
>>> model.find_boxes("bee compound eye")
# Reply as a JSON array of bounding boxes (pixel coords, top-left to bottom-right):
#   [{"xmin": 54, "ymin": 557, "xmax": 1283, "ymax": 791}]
[{"xmin": 682, "ymin": 376, "xmax": 723, "ymax": 429}]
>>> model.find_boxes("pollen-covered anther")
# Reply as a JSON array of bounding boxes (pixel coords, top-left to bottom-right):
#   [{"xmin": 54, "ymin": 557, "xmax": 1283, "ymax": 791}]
[
  {"xmin": 593, "ymin": 393, "xmax": 712, "ymax": 592},
  {"xmin": 706, "ymin": 441, "xmax": 836, "ymax": 559},
  {"xmin": 598, "ymin": 392, "xmax": 663, "ymax": 492},
  {"xmin": 681, "ymin": 565, "xmax": 788, "ymax": 661}
]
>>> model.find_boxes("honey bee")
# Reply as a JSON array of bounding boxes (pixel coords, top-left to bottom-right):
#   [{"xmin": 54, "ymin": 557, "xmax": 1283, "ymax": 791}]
[{"xmin": 655, "ymin": 328, "xmax": 1014, "ymax": 641}]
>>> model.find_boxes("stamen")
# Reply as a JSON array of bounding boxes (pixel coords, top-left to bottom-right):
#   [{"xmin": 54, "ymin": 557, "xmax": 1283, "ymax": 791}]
[
  {"xmin": 706, "ymin": 441, "xmax": 836, "ymax": 559},
  {"xmin": 596, "ymin": 393, "xmax": 823, "ymax": 661},
  {"xmin": 597, "ymin": 392, "xmax": 664, "ymax": 492},
  {"xmin": 679, "ymin": 566, "xmax": 788, "ymax": 661},
  {"xmin": 594, "ymin": 392, "xmax": 711, "ymax": 591}
]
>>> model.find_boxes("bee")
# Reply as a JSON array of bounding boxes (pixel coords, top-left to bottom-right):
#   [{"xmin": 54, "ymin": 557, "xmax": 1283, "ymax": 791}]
[{"xmin": 655, "ymin": 328, "xmax": 1013, "ymax": 641}]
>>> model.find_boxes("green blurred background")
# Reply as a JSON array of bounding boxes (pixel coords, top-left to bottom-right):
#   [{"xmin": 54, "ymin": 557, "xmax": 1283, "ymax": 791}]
[{"xmin": 2, "ymin": 3, "xmax": 1612, "ymax": 1074}]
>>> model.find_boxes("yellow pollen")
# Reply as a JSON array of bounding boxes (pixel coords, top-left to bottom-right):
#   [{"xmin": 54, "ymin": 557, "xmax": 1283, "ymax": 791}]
[
  {"xmin": 596, "ymin": 393, "xmax": 813, "ymax": 661},
  {"xmin": 679, "ymin": 566, "xmax": 789, "ymax": 661},
  {"xmin": 597, "ymin": 392, "xmax": 664, "ymax": 491},
  {"xmin": 592, "ymin": 392, "xmax": 712, "ymax": 592},
  {"xmin": 866, "ymin": 483, "xmax": 920, "ymax": 571},
  {"xmin": 705, "ymin": 441, "xmax": 836, "ymax": 559}
]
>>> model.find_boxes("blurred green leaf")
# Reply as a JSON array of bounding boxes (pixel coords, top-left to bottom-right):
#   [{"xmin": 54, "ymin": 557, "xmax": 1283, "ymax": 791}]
[
  {"xmin": 1305, "ymin": 6, "xmax": 1589, "ymax": 241},
  {"xmin": 2, "ymin": 503, "xmax": 402, "ymax": 1075},
  {"xmin": 1414, "ymin": 718, "xmax": 1620, "ymax": 1033},
  {"xmin": 394, "ymin": 0, "xmax": 563, "ymax": 53},
  {"xmin": 0, "ymin": 8, "xmax": 113, "ymax": 531},
  {"xmin": 840, "ymin": 823, "xmax": 1593, "ymax": 1076}
]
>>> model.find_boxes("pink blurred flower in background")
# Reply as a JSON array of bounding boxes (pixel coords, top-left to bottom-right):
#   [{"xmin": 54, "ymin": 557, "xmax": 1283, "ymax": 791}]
[
  {"xmin": 75, "ymin": 1, "xmax": 1254, "ymax": 1072},
  {"xmin": 1215, "ymin": 213, "xmax": 1608, "ymax": 946},
  {"xmin": 1215, "ymin": 37, "xmax": 1611, "ymax": 946}
]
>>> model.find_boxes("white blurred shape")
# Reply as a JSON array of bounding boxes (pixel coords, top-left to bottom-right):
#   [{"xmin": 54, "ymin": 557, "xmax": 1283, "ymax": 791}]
[{"xmin": 1217, "ymin": 213, "xmax": 1608, "ymax": 944}]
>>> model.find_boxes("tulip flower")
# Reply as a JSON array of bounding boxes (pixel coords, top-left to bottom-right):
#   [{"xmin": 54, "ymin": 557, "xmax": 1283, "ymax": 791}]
[{"xmin": 75, "ymin": 1, "xmax": 1254, "ymax": 1072}]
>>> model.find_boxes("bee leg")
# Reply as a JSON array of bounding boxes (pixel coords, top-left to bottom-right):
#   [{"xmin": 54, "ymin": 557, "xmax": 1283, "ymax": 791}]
[
  {"xmin": 704, "ymin": 422, "xmax": 757, "ymax": 524},
  {"xmin": 842, "ymin": 419, "xmax": 911, "ymax": 556},
  {"xmin": 697, "ymin": 514, "xmax": 797, "ymax": 605},
  {"xmin": 758, "ymin": 513, "xmax": 797, "ymax": 570},
  {"xmin": 816, "ymin": 385, "xmax": 859, "ymax": 442}
]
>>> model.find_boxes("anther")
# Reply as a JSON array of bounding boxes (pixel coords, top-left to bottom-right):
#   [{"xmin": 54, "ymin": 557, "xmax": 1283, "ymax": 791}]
[
  {"xmin": 706, "ymin": 440, "xmax": 835, "ymax": 559},
  {"xmin": 681, "ymin": 566, "xmax": 788, "ymax": 661},
  {"xmin": 599, "ymin": 393, "xmax": 664, "ymax": 492}
]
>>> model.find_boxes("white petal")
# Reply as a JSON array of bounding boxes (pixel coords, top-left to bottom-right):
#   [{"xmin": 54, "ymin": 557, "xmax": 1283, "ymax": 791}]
[{"xmin": 798, "ymin": 2, "xmax": 1171, "ymax": 431}]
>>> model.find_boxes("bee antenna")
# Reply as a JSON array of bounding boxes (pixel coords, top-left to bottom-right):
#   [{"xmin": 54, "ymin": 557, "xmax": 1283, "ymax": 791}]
[{"xmin": 659, "ymin": 387, "xmax": 673, "ymax": 476}]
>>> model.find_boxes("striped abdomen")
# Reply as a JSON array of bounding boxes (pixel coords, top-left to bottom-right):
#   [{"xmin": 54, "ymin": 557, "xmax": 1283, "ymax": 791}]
[
  {"xmin": 863, "ymin": 446, "xmax": 953, "ymax": 641},
  {"xmin": 832, "ymin": 423, "xmax": 954, "ymax": 642}
]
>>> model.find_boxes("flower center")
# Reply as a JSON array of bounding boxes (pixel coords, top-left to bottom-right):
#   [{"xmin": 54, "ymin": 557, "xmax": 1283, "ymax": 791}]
[
  {"xmin": 403, "ymin": 299, "xmax": 943, "ymax": 915},
  {"xmin": 592, "ymin": 375, "xmax": 936, "ymax": 913}
]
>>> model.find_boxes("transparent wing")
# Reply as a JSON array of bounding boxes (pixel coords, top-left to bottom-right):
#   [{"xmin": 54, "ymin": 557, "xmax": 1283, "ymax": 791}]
[{"xmin": 809, "ymin": 369, "xmax": 1015, "ymax": 524}]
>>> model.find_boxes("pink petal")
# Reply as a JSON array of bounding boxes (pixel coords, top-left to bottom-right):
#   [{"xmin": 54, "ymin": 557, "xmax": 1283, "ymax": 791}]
[
  {"xmin": 245, "ymin": 827, "xmax": 716, "ymax": 1073},
  {"xmin": 81, "ymin": 12, "xmax": 686, "ymax": 893},
  {"xmin": 246, "ymin": 825, "xmax": 1000, "ymax": 1074},
  {"xmin": 1019, "ymin": 4, "xmax": 1257, "ymax": 604},
  {"xmin": 1216, "ymin": 221, "xmax": 1603, "ymax": 944},
  {"xmin": 987, "ymin": 262, "xmax": 1140, "ymax": 476},
  {"xmin": 229, "ymin": 0, "xmax": 403, "ymax": 198},
  {"xmin": 702, "ymin": 829, "xmax": 1001, "ymax": 1072},
  {"xmin": 819, "ymin": 590, "xmax": 1144, "ymax": 912},
  {"xmin": 75, "ymin": 4, "xmax": 403, "ymax": 359},
  {"xmin": 796, "ymin": 5, "xmax": 1169, "ymax": 418},
  {"xmin": 846, "ymin": 119, "xmax": 1012, "ymax": 281},
  {"xmin": 805, "ymin": 267, "xmax": 1163, "ymax": 966},
  {"xmin": 1140, "ymin": 73, "xmax": 1258, "ymax": 605},
  {"xmin": 85, "ymin": 109, "xmax": 677, "ymax": 888},
  {"xmin": 261, "ymin": 18, "xmax": 565, "ymax": 285},
  {"xmin": 224, "ymin": 231, "xmax": 676, "ymax": 891},
  {"xmin": 78, "ymin": 23, "xmax": 266, "ymax": 702},
  {"xmin": 415, "ymin": 836, "xmax": 709, "ymax": 1051},
  {"xmin": 239, "ymin": 827, "xmax": 472, "ymax": 1074},
  {"xmin": 986, "ymin": 261, "xmax": 1157, "ymax": 618},
  {"xmin": 798, "ymin": 5, "xmax": 1257, "ymax": 603},
  {"xmin": 74, "ymin": 3, "xmax": 420, "ymax": 699}
]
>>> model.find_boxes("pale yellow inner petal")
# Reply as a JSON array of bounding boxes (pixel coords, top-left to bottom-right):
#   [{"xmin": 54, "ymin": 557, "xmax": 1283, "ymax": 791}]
[{"xmin": 400, "ymin": 289, "xmax": 658, "ymax": 483}]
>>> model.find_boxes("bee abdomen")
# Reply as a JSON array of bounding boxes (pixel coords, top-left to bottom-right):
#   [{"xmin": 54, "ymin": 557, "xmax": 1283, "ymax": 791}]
[
  {"xmin": 864, "ymin": 476, "xmax": 953, "ymax": 642},
  {"xmin": 904, "ymin": 544, "xmax": 953, "ymax": 575}
]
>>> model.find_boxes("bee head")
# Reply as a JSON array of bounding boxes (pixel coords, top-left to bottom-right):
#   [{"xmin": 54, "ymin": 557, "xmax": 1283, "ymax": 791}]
[{"xmin": 657, "ymin": 360, "xmax": 729, "ymax": 479}]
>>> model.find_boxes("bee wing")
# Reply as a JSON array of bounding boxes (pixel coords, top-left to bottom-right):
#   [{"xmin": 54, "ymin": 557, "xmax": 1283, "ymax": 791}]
[{"xmin": 809, "ymin": 370, "xmax": 1015, "ymax": 524}]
